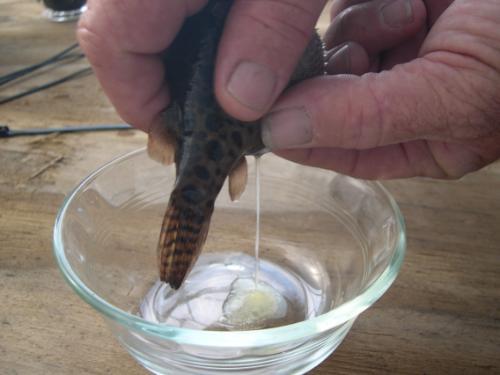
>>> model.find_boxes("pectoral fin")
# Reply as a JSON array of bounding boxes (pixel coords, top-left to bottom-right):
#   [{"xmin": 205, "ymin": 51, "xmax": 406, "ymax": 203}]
[
  {"xmin": 228, "ymin": 157, "xmax": 248, "ymax": 201},
  {"xmin": 147, "ymin": 127, "xmax": 176, "ymax": 165},
  {"xmin": 147, "ymin": 104, "xmax": 182, "ymax": 165}
]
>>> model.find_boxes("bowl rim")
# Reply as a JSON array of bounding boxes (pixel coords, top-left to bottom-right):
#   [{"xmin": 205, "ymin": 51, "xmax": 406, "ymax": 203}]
[{"xmin": 53, "ymin": 148, "xmax": 406, "ymax": 347}]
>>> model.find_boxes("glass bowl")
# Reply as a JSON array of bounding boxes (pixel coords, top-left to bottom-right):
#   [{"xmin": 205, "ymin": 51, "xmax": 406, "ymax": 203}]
[{"xmin": 53, "ymin": 148, "xmax": 405, "ymax": 375}]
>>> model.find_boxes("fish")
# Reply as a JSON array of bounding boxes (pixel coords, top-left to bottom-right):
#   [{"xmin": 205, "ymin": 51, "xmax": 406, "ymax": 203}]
[{"xmin": 148, "ymin": 0, "xmax": 325, "ymax": 289}]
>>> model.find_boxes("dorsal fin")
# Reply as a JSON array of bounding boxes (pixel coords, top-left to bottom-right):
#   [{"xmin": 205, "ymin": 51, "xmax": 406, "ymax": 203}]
[{"xmin": 228, "ymin": 157, "xmax": 248, "ymax": 201}]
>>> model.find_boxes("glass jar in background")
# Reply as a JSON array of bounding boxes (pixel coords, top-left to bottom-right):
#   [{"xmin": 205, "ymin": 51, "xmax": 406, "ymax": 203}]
[{"xmin": 42, "ymin": 0, "xmax": 87, "ymax": 22}]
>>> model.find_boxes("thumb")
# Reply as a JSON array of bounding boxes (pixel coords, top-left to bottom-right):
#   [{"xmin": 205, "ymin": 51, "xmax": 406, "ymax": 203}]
[
  {"xmin": 214, "ymin": 0, "xmax": 327, "ymax": 121},
  {"xmin": 261, "ymin": 59, "xmax": 454, "ymax": 151}
]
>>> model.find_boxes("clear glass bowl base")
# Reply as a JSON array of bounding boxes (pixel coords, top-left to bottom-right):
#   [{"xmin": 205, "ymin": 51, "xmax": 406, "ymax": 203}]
[{"xmin": 53, "ymin": 149, "xmax": 406, "ymax": 375}]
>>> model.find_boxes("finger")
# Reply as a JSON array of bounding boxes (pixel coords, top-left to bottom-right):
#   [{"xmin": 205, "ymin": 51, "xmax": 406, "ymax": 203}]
[
  {"xmin": 426, "ymin": 0, "xmax": 454, "ymax": 27},
  {"xmin": 329, "ymin": 0, "xmax": 370, "ymax": 19},
  {"xmin": 276, "ymin": 134, "xmax": 500, "ymax": 179},
  {"xmin": 325, "ymin": 42, "xmax": 371, "ymax": 75},
  {"xmin": 214, "ymin": 0, "xmax": 327, "ymax": 121},
  {"xmin": 325, "ymin": 0, "xmax": 427, "ymax": 54},
  {"xmin": 77, "ymin": 0, "xmax": 208, "ymax": 132},
  {"xmin": 379, "ymin": 25, "xmax": 426, "ymax": 70},
  {"xmin": 426, "ymin": 137, "xmax": 500, "ymax": 179},
  {"xmin": 261, "ymin": 58, "xmax": 459, "ymax": 151},
  {"xmin": 275, "ymin": 140, "xmax": 448, "ymax": 179}
]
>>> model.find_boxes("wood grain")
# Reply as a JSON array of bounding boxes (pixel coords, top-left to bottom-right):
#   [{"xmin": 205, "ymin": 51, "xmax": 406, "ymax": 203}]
[{"xmin": 1, "ymin": 1, "xmax": 499, "ymax": 374}]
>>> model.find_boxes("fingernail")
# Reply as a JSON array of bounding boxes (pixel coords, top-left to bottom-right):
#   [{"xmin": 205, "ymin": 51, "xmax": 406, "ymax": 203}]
[
  {"xmin": 327, "ymin": 44, "xmax": 351, "ymax": 75},
  {"xmin": 227, "ymin": 60, "xmax": 277, "ymax": 112},
  {"xmin": 381, "ymin": 0, "xmax": 414, "ymax": 28},
  {"xmin": 262, "ymin": 107, "xmax": 312, "ymax": 150}
]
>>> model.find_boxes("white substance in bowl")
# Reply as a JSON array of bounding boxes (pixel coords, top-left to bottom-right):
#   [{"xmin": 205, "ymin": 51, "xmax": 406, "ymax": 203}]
[{"xmin": 221, "ymin": 278, "xmax": 287, "ymax": 330}]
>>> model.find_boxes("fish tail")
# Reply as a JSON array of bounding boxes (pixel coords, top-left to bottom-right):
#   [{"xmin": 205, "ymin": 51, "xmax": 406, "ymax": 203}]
[{"xmin": 157, "ymin": 194, "xmax": 213, "ymax": 289}]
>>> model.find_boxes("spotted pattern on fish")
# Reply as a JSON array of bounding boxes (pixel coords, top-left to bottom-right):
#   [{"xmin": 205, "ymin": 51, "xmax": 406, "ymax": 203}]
[{"xmin": 155, "ymin": 0, "xmax": 325, "ymax": 289}]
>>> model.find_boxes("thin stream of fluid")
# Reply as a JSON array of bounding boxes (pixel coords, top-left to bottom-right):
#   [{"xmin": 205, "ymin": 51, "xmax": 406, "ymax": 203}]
[
  {"xmin": 138, "ymin": 155, "xmax": 331, "ymax": 330},
  {"xmin": 254, "ymin": 156, "xmax": 261, "ymax": 286}
]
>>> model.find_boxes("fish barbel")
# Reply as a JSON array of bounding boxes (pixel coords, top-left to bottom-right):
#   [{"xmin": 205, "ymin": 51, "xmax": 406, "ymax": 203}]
[{"xmin": 148, "ymin": 0, "xmax": 325, "ymax": 289}]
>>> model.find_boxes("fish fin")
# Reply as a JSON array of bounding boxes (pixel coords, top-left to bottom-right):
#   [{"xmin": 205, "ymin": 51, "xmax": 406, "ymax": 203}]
[
  {"xmin": 158, "ymin": 195, "xmax": 213, "ymax": 289},
  {"xmin": 228, "ymin": 157, "xmax": 248, "ymax": 202},
  {"xmin": 147, "ymin": 104, "xmax": 182, "ymax": 165},
  {"xmin": 147, "ymin": 127, "xmax": 176, "ymax": 165}
]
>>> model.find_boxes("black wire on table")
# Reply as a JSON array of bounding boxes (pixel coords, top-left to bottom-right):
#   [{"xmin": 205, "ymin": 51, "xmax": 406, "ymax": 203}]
[
  {"xmin": 0, "ymin": 67, "xmax": 93, "ymax": 106},
  {"xmin": 0, "ymin": 124, "xmax": 133, "ymax": 138},
  {"xmin": 0, "ymin": 43, "xmax": 80, "ymax": 87},
  {"xmin": 0, "ymin": 53, "xmax": 85, "ymax": 87}
]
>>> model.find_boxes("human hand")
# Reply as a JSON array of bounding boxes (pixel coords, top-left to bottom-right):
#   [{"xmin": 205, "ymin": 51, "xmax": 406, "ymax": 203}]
[
  {"xmin": 78, "ymin": 0, "xmax": 500, "ymax": 179},
  {"xmin": 260, "ymin": 0, "xmax": 500, "ymax": 178},
  {"xmin": 77, "ymin": 0, "xmax": 209, "ymax": 132},
  {"xmin": 77, "ymin": 0, "xmax": 331, "ymax": 131}
]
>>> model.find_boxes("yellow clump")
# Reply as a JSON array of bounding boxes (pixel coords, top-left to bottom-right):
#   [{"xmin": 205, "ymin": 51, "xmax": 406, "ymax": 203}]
[{"xmin": 221, "ymin": 278, "xmax": 287, "ymax": 330}]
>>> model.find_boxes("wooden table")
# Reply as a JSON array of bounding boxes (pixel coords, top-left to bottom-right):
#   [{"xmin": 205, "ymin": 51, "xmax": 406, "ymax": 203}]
[{"xmin": 1, "ymin": 1, "xmax": 499, "ymax": 374}]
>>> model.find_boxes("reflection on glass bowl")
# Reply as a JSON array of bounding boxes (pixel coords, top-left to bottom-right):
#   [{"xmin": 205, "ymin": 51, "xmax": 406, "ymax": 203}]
[{"xmin": 53, "ymin": 149, "xmax": 405, "ymax": 375}]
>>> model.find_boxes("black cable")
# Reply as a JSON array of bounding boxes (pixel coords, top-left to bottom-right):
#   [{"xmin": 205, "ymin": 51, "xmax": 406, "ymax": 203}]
[
  {"xmin": 0, "ymin": 53, "xmax": 85, "ymax": 87},
  {"xmin": 0, "ymin": 53, "xmax": 84, "ymax": 87},
  {"xmin": 0, "ymin": 67, "xmax": 93, "ymax": 106},
  {"xmin": 0, "ymin": 43, "xmax": 80, "ymax": 87},
  {"xmin": 0, "ymin": 124, "xmax": 133, "ymax": 138}
]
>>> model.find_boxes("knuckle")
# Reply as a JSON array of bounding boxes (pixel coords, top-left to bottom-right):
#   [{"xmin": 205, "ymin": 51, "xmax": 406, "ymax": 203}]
[
  {"xmin": 330, "ymin": 0, "xmax": 366, "ymax": 18},
  {"xmin": 326, "ymin": 5, "xmax": 364, "ymax": 48},
  {"xmin": 429, "ymin": 141, "xmax": 490, "ymax": 179},
  {"xmin": 77, "ymin": 19, "xmax": 111, "ymax": 68},
  {"xmin": 237, "ymin": 0, "xmax": 320, "ymax": 46},
  {"xmin": 440, "ymin": 159, "xmax": 476, "ymax": 180},
  {"xmin": 243, "ymin": 13, "xmax": 309, "ymax": 47},
  {"xmin": 423, "ymin": 38, "xmax": 500, "ymax": 139},
  {"xmin": 441, "ymin": 64, "xmax": 500, "ymax": 140}
]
